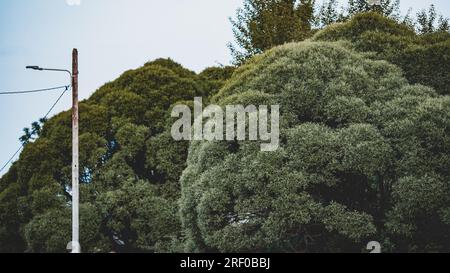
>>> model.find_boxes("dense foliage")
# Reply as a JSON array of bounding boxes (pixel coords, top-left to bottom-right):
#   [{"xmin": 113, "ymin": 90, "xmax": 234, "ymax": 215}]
[
  {"xmin": 180, "ymin": 41, "xmax": 450, "ymax": 253},
  {"xmin": 229, "ymin": 0, "xmax": 315, "ymax": 64},
  {"xmin": 0, "ymin": 59, "xmax": 234, "ymax": 253},
  {"xmin": 313, "ymin": 12, "xmax": 450, "ymax": 95},
  {"xmin": 1, "ymin": 6, "xmax": 449, "ymax": 253},
  {"xmin": 230, "ymin": 0, "xmax": 449, "ymax": 64}
]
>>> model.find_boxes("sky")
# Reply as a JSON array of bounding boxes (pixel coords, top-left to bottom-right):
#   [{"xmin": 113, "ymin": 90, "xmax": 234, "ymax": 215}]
[{"xmin": 1, "ymin": 0, "xmax": 449, "ymax": 177}]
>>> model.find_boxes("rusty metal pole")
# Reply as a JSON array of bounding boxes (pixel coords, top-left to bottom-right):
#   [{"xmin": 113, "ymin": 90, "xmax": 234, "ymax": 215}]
[{"xmin": 71, "ymin": 48, "xmax": 80, "ymax": 253}]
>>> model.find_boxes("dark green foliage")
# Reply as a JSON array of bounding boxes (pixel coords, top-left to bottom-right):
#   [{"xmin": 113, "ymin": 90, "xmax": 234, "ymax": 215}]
[
  {"xmin": 1, "ymin": 8, "xmax": 449, "ymax": 254},
  {"xmin": 0, "ymin": 182, "xmax": 27, "ymax": 252},
  {"xmin": 313, "ymin": 12, "xmax": 415, "ymax": 41},
  {"xmin": 317, "ymin": 0, "xmax": 343, "ymax": 27},
  {"xmin": 348, "ymin": 0, "xmax": 400, "ymax": 18},
  {"xmin": 416, "ymin": 4, "xmax": 450, "ymax": 34},
  {"xmin": 0, "ymin": 59, "xmax": 233, "ymax": 253},
  {"xmin": 229, "ymin": 0, "xmax": 316, "ymax": 64},
  {"xmin": 24, "ymin": 203, "xmax": 109, "ymax": 253},
  {"xmin": 97, "ymin": 180, "xmax": 181, "ymax": 252},
  {"xmin": 386, "ymin": 174, "xmax": 450, "ymax": 252},
  {"xmin": 313, "ymin": 12, "xmax": 450, "ymax": 95},
  {"xmin": 180, "ymin": 42, "xmax": 450, "ymax": 252},
  {"xmin": 19, "ymin": 118, "xmax": 47, "ymax": 145}
]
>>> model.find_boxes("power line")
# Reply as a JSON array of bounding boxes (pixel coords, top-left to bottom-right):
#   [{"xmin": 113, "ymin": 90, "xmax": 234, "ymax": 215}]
[
  {"xmin": 0, "ymin": 85, "xmax": 71, "ymax": 175},
  {"xmin": 43, "ymin": 86, "xmax": 70, "ymax": 119},
  {"xmin": 0, "ymin": 85, "xmax": 70, "ymax": 95},
  {"xmin": 0, "ymin": 146, "xmax": 23, "ymax": 176}
]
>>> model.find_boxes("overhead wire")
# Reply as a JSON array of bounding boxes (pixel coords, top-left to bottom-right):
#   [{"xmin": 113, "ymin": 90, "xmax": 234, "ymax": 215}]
[
  {"xmin": 0, "ymin": 85, "xmax": 71, "ymax": 174},
  {"xmin": 0, "ymin": 85, "xmax": 70, "ymax": 95}
]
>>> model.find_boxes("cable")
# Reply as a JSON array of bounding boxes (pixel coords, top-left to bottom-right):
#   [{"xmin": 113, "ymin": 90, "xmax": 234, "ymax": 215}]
[
  {"xmin": 0, "ymin": 85, "xmax": 70, "ymax": 95},
  {"xmin": 0, "ymin": 146, "xmax": 23, "ymax": 175},
  {"xmin": 0, "ymin": 86, "xmax": 71, "ymax": 175},
  {"xmin": 43, "ymin": 86, "xmax": 70, "ymax": 119}
]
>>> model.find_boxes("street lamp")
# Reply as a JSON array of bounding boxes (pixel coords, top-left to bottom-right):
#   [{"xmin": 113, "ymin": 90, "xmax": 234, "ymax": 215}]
[
  {"xmin": 26, "ymin": 65, "xmax": 72, "ymax": 78},
  {"xmin": 26, "ymin": 49, "xmax": 79, "ymax": 254}
]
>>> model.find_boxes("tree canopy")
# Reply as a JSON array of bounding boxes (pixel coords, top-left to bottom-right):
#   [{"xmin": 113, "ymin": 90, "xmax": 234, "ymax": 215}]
[
  {"xmin": 230, "ymin": 0, "xmax": 449, "ymax": 65},
  {"xmin": 229, "ymin": 0, "xmax": 315, "ymax": 64},
  {"xmin": 0, "ymin": 59, "xmax": 234, "ymax": 253},
  {"xmin": 313, "ymin": 12, "xmax": 450, "ymax": 96},
  {"xmin": 0, "ymin": 6, "xmax": 449, "ymax": 254},
  {"xmin": 180, "ymin": 41, "xmax": 450, "ymax": 252}
]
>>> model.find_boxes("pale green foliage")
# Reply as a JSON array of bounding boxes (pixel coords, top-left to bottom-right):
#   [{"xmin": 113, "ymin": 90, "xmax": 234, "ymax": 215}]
[{"xmin": 180, "ymin": 41, "xmax": 450, "ymax": 252}]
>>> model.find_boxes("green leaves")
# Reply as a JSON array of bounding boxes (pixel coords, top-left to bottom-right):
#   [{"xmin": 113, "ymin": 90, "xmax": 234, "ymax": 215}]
[
  {"xmin": 322, "ymin": 202, "xmax": 376, "ymax": 242},
  {"xmin": 0, "ymin": 11, "xmax": 449, "ymax": 253},
  {"xmin": 0, "ymin": 59, "xmax": 233, "ymax": 253},
  {"xmin": 180, "ymin": 41, "xmax": 449, "ymax": 252},
  {"xmin": 229, "ymin": 0, "xmax": 316, "ymax": 64},
  {"xmin": 313, "ymin": 12, "xmax": 450, "ymax": 95},
  {"xmin": 97, "ymin": 180, "xmax": 180, "ymax": 252},
  {"xmin": 24, "ymin": 204, "xmax": 108, "ymax": 253}
]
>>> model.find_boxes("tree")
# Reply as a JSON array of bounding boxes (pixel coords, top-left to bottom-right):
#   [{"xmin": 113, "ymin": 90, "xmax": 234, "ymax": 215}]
[
  {"xmin": 417, "ymin": 4, "xmax": 437, "ymax": 34},
  {"xmin": 313, "ymin": 12, "xmax": 450, "ymax": 95},
  {"xmin": 378, "ymin": 0, "xmax": 400, "ymax": 18},
  {"xmin": 348, "ymin": 0, "xmax": 399, "ymax": 18},
  {"xmin": 348, "ymin": 0, "xmax": 369, "ymax": 15},
  {"xmin": 97, "ymin": 180, "xmax": 180, "ymax": 252},
  {"xmin": 229, "ymin": 0, "xmax": 316, "ymax": 65},
  {"xmin": 0, "ymin": 182, "xmax": 28, "ymax": 252},
  {"xmin": 19, "ymin": 127, "xmax": 33, "ymax": 145},
  {"xmin": 19, "ymin": 118, "xmax": 48, "ymax": 145},
  {"xmin": 0, "ymin": 59, "xmax": 234, "ymax": 253},
  {"xmin": 401, "ymin": 8, "xmax": 415, "ymax": 30},
  {"xmin": 180, "ymin": 41, "xmax": 449, "ymax": 253},
  {"xmin": 317, "ymin": 0, "xmax": 343, "ymax": 27},
  {"xmin": 24, "ymin": 204, "xmax": 109, "ymax": 253},
  {"xmin": 437, "ymin": 16, "xmax": 450, "ymax": 32},
  {"xmin": 416, "ymin": 5, "xmax": 450, "ymax": 34}
]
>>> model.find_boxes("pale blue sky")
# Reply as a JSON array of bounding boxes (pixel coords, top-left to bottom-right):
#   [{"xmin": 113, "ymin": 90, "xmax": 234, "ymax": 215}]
[{"xmin": 1, "ymin": 0, "xmax": 449, "ymax": 177}]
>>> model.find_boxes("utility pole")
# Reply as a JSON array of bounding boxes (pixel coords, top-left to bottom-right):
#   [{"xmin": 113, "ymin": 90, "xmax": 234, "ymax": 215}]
[
  {"xmin": 26, "ymin": 50, "xmax": 80, "ymax": 253},
  {"xmin": 71, "ymin": 48, "xmax": 80, "ymax": 253}
]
